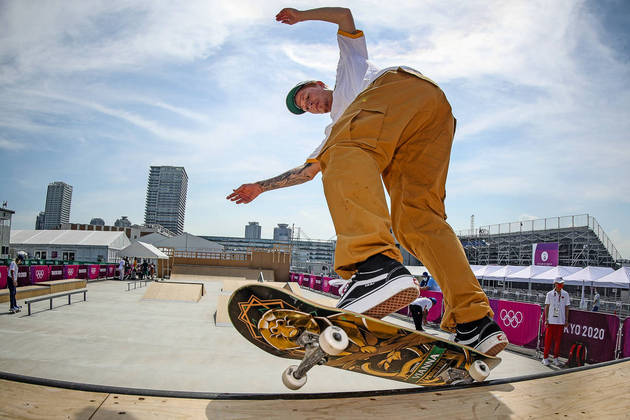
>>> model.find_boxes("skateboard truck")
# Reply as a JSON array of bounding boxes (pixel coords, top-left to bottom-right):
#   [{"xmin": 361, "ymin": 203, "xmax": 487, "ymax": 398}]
[{"xmin": 282, "ymin": 326, "xmax": 349, "ymax": 390}]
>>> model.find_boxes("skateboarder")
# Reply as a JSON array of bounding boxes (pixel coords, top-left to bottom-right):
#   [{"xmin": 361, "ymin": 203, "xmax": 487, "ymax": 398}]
[{"xmin": 228, "ymin": 7, "xmax": 507, "ymax": 355}]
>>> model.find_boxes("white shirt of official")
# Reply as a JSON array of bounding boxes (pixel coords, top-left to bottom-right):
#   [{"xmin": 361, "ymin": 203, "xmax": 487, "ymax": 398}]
[
  {"xmin": 410, "ymin": 297, "xmax": 433, "ymax": 311},
  {"xmin": 545, "ymin": 289, "xmax": 571, "ymax": 325},
  {"xmin": 306, "ymin": 30, "xmax": 433, "ymax": 162}
]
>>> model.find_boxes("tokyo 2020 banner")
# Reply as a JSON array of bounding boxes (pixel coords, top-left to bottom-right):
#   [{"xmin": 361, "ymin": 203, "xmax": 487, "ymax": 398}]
[
  {"xmin": 0, "ymin": 266, "xmax": 7, "ymax": 288},
  {"xmin": 553, "ymin": 310, "xmax": 620, "ymax": 364},
  {"xmin": 491, "ymin": 299, "xmax": 541, "ymax": 349},
  {"xmin": 533, "ymin": 242, "xmax": 559, "ymax": 266}
]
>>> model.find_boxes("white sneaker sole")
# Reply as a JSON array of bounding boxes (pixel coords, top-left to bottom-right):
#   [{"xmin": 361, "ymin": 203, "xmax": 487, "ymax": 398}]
[
  {"xmin": 475, "ymin": 331, "xmax": 509, "ymax": 356},
  {"xmin": 341, "ymin": 275, "xmax": 419, "ymax": 319}
]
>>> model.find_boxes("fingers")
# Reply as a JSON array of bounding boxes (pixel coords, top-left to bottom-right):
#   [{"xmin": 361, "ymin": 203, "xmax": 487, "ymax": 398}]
[
  {"xmin": 226, "ymin": 190, "xmax": 253, "ymax": 204},
  {"xmin": 276, "ymin": 8, "xmax": 298, "ymax": 25}
]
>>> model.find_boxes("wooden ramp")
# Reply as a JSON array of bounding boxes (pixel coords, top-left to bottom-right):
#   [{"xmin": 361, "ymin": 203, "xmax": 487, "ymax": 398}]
[
  {"xmin": 0, "ymin": 360, "xmax": 629, "ymax": 419},
  {"xmin": 142, "ymin": 282, "xmax": 203, "ymax": 303}
]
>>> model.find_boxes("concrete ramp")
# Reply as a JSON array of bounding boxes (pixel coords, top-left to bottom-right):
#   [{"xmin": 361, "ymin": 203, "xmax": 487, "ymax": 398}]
[{"xmin": 142, "ymin": 282, "xmax": 203, "ymax": 303}]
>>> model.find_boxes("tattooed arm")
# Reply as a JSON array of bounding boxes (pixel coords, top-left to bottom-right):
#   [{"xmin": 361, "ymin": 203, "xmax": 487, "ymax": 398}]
[{"xmin": 226, "ymin": 161, "xmax": 321, "ymax": 204}]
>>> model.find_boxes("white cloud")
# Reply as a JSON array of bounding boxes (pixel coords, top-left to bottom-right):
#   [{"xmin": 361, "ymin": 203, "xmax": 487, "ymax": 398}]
[{"xmin": 1, "ymin": 0, "xmax": 628, "ymax": 259}]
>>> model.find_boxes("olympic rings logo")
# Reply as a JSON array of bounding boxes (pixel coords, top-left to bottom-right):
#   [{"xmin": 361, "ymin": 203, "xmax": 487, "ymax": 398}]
[{"xmin": 500, "ymin": 309, "xmax": 524, "ymax": 328}]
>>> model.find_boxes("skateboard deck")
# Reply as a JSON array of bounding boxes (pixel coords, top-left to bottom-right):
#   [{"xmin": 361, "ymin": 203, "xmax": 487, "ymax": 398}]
[{"xmin": 228, "ymin": 284, "xmax": 501, "ymax": 388}]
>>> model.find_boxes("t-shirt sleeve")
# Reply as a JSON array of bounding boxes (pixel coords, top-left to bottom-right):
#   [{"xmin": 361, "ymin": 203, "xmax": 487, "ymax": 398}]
[
  {"xmin": 565, "ymin": 293, "xmax": 570, "ymax": 306},
  {"xmin": 544, "ymin": 293, "xmax": 551, "ymax": 305},
  {"xmin": 336, "ymin": 30, "xmax": 369, "ymax": 102}
]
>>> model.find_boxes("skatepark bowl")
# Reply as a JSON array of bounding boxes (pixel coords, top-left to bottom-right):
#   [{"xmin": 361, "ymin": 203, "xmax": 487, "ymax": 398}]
[{"xmin": 1, "ymin": 273, "xmax": 629, "ymax": 419}]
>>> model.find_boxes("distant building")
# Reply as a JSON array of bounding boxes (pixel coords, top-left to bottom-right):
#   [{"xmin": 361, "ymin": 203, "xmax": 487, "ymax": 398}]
[
  {"xmin": 90, "ymin": 218, "xmax": 105, "ymax": 226},
  {"xmin": 10, "ymin": 230, "xmax": 130, "ymax": 262},
  {"xmin": 43, "ymin": 181, "xmax": 72, "ymax": 230},
  {"xmin": 245, "ymin": 222, "xmax": 262, "ymax": 239},
  {"xmin": 144, "ymin": 166, "xmax": 188, "ymax": 235},
  {"xmin": 35, "ymin": 211, "xmax": 46, "ymax": 230},
  {"xmin": 273, "ymin": 224, "xmax": 292, "ymax": 241},
  {"xmin": 114, "ymin": 216, "xmax": 132, "ymax": 228},
  {"xmin": 0, "ymin": 206, "xmax": 15, "ymax": 259},
  {"xmin": 59, "ymin": 222, "xmax": 173, "ymax": 241},
  {"xmin": 204, "ymin": 235, "xmax": 335, "ymax": 275}
]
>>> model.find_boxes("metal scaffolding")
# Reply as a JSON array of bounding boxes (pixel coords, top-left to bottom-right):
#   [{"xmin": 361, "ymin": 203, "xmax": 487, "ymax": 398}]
[{"xmin": 457, "ymin": 214, "xmax": 622, "ymax": 268}]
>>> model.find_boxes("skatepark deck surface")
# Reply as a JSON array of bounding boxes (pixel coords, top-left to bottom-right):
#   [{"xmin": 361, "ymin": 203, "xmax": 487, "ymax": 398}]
[{"xmin": 0, "ymin": 273, "xmax": 626, "ymax": 418}]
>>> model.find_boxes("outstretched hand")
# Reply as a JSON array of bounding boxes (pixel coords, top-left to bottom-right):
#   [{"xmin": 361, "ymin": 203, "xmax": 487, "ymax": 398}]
[
  {"xmin": 226, "ymin": 183, "xmax": 263, "ymax": 204},
  {"xmin": 276, "ymin": 8, "xmax": 303, "ymax": 25}
]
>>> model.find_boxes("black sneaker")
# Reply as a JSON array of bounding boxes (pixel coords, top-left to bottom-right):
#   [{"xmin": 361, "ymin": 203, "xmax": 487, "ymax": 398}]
[
  {"xmin": 336, "ymin": 254, "xmax": 419, "ymax": 319},
  {"xmin": 454, "ymin": 316, "xmax": 508, "ymax": 356}
]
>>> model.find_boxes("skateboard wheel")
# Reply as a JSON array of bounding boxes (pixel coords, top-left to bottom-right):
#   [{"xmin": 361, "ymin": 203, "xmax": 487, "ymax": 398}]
[
  {"xmin": 282, "ymin": 365, "xmax": 307, "ymax": 390},
  {"xmin": 468, "ymin": 360, "xmax": 490, "ymax": 382},
  {"xmin": 319, "ymin": 326, "xmax": 349, "ymax": 355}
]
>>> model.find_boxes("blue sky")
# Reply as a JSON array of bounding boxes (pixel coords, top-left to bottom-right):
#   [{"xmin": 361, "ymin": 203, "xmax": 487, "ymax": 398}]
[{"xmin": 1, "ymin": 0, "xmax": 629, "ymax": 258}]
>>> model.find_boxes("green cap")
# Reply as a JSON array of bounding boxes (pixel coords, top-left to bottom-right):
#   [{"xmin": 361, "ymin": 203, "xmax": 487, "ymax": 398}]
[{"xmin": 285, "ymin": 80, "xmax": 317, "ymax": 115}]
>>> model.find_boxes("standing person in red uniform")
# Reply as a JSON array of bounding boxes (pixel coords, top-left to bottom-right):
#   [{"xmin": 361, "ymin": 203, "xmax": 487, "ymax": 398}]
[
  {"xmin": 228, "ymin": 7, "xmax": 507, "ymax": 355},
  {"xmin": 542, "ymin": 278, "xmax": 571, "ymax": 366}
]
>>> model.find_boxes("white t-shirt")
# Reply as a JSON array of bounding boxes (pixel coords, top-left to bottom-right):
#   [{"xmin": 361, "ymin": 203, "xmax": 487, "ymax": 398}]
[
  {"xmin": 119, "ymin": 260, "xmax": 125, "ymax": 270},
  {"xmin": 545, "ymin": 289, "xmax": 571, "ymax": 325},
  {"xmin": 306, "ymin": 30, "xmax": 437, "ymax": 163},
  {"xmin": 410, "ymin": 297, "xmax": 433, "ymax": 311},
  {"xmin": 9, "ymin": 261, "xmax": 18, "ymax": 281}
]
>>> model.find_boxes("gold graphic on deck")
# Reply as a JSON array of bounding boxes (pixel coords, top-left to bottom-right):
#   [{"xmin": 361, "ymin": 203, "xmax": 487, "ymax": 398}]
[
  {"xmin": 254, "ymin": 308, "xmax": 471, "ymax": 384},
  {"xmin": 236, "ymin": 295, "xmax": 296, "ymax": 340}
]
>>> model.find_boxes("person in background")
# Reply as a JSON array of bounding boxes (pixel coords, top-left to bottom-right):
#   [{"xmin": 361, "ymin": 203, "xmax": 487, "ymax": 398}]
[
  {"xmin": 409, "ymin": 296, "xmax": 437, "ymax": 331},
  {"xmin": 142, "ymin": 260, "xmax": 149, "ymax": 280},
  {"xmin": 542, "ymin": 278, "xmax": 570, "ymax": 366},
  {"xmin": 8, "ymin": 252, "xmax": 25, "ymax": 313},
  {"xmin": 118, "ymin": 257, "xmax": 125, "ymax": 281},
  {"xmin": 592, "ymin": 288, "xmax": 600, "ymax": 312},
  {"xmin": 419, "ymin": 272, "xmax": 441, "ymax": 292}
]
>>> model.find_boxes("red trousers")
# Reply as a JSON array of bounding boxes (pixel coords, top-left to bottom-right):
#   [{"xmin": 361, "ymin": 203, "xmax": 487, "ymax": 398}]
[{"xmin": 544, "ymin": 324, "xmax": 564, "ymax": 358}]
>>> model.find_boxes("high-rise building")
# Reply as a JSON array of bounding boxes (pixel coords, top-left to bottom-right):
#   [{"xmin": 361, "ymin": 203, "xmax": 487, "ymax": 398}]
[
  {"xmin": 90, "ymin": 218, "xmax": 106, "ymax": 226},
  {"xmin": 245, "ymin": 222, "xmax": 262, "ymax": 239},
  {"xmin": 144, "ymin": 166, "xmax": 188, "ymax": 235},
  {"xmin": 35, "ymin": 211, "xmax": 45, "ymax": 230},
  {"xmin": 43, "ymin": 181, "xmax": 72, "ymax": 229},
  {"xmin": 273, "ymin": 223, "xmax": 292, "ymax": 241}
]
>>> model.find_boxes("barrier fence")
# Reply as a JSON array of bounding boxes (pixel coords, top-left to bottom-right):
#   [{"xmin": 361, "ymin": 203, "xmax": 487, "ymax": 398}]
[
  {"xmin": 0, "ymin": 263, "xmax": 120, "ymax": 287},
  {"xmin": 289, "ymin": 271, "xmax": 630, "ymax": 364}
]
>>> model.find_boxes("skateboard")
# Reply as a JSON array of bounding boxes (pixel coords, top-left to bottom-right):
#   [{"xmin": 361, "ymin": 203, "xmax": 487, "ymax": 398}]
[{"xmin": 228, "ymin": 284, "xmax": 501, "ymax": 390}]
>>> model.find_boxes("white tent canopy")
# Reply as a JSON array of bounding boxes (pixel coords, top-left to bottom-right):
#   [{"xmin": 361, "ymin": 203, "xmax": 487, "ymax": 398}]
[
  {"xmin": 482, "ymin": 265, "xmax": 526, "ymax": 281},
  {"xmin": 119, "ymin": 241, "xmax": 169, "ymax": 260},
  {"xmin": 473, "ymin": 265, "xmax": 502, "ymax": 279},
  {"xmin": 562, "ymin": 266, "xmax": 615, "ymax": 286},
  {"xmin": 530, "ymin": 266, "xmax": 582, "ymax": 284},
  {"xmin": 591, "ymin": 267, "xmax": 630, "ymax": 288},
  {"xmin": 505, "ymin": 265, "xmax": 555, "ymax": 283}
]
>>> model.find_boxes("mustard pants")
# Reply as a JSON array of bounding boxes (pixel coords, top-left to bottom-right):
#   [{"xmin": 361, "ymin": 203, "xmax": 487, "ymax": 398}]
[{"xmin": 317, "ymin": 70, "xmax": 492, "ymax": 331}]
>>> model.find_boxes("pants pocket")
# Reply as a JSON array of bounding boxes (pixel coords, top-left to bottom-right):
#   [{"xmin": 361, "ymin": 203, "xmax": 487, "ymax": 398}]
[{"xmin": 349, "ymin": 104, "xmax": 387, "ymax": 149}]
